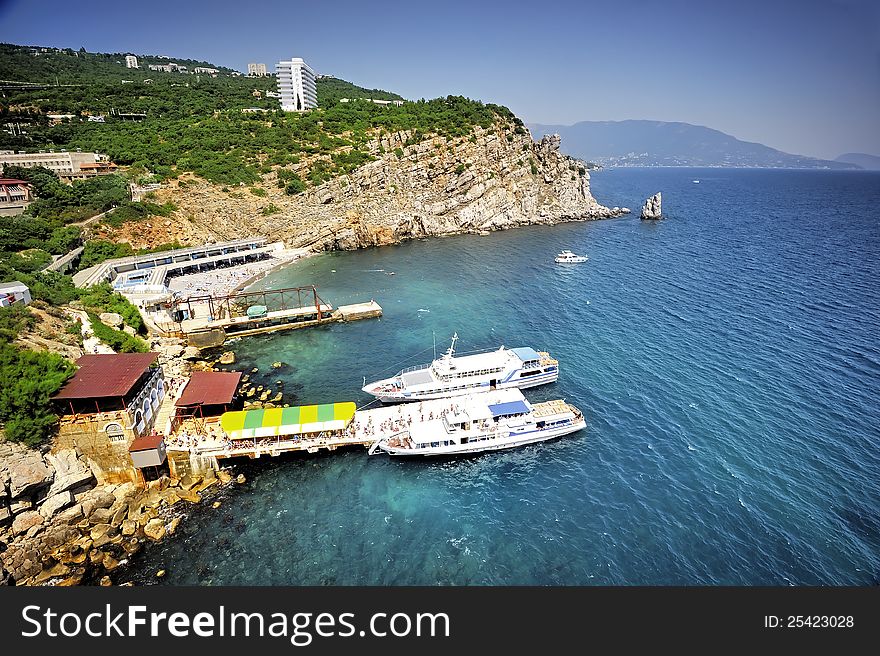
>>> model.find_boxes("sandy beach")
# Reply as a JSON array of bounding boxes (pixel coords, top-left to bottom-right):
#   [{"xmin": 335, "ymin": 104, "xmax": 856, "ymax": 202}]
[{"xmin": 167, "ymin": 248, "xmax": 311, "ymax": 298}]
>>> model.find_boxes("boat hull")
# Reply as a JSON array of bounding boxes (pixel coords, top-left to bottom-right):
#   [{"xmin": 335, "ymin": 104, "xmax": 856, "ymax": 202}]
[
  {"xmin": 368, "ymin": 370, "xmax": 559, "ymax": 403},
  {"xmin": 374, "ymin": 416, "xmax": 586, "ymax": 457}
]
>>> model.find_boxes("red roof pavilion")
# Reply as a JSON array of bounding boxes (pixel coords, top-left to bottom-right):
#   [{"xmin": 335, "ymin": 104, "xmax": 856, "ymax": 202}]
[
  {"xmin": 175, "ymin": 371, "xmax": 242, "ymax": 407},
  {"xmin": 53, "ymin": 353, "xmax": 159, "ymax": 400}
]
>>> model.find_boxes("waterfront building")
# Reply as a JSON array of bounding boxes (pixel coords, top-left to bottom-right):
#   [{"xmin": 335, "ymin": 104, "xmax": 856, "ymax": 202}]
[
  {"xmin": 276, "ymin": 57, "xmax": 317, "ymax": 112},
  {"xmin": 174, "ymin": 371, "xmax": 242, "ymax": 423},
  {"xmin": 247, "ymin": 62, "xmax": 268, "ymax": 76},
  {"xmin": 53, "ymin": 353, "xmax": 166, "ymax": 484},
  {"xmin": 125, "ymin": 54, "xmax": 138, "ymax": 69},
  {"xmin": 0, "ymin": 150, "xmax": 117, "ymax": 180},
  {"xmin": 0, "ymin": 178, "xmax": 32, "ymax": 216},
  {"xmin": 128, "ymin": 433, "xmax": 168, "ymax": 480},
  {"xmin": 0, "ymin": 281, "xmax": 31, "ymax": 306}
]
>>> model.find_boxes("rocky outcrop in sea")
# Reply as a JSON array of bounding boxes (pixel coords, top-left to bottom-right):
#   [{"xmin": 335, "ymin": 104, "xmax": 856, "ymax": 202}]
[
  {"xmin": 144, "ymin": 125, "xmax": 630, "ymax": 252},
  {"xmin": 640, "ymin": 192, "xmax": 662, "ymax": 220}
]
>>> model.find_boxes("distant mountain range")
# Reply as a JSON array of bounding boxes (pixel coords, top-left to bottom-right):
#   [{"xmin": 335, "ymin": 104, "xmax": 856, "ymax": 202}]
[
  {"xmin": 834, "ymin": 153, "xmax": 880, "ymax": 170},
  {"xmin": 526, "ymin": 119, "xmax": 860, "ymax": 169}
]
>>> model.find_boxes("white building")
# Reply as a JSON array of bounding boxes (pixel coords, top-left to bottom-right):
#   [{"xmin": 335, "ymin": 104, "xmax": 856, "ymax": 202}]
[
  {"xmin": 194, "ymin": 67, "xmax": 219, "ymax": 74},
  {"xmin": 276, "ymin": 57, "xmax": 317, "ymax": 112},
  {"xmin": 0, "ymin": 281, "xmax": 31, "ymax": 307},
  {"xmin": 247, "ymin": 62, "xmax": 268, "ymax": 76},
  {"xmin": 125, "ymin": 55, "xmax": 139, "ymax": 69},
  {"xmin": 0, "ymin": 150, "xmax": 116, "ymax": 179}
]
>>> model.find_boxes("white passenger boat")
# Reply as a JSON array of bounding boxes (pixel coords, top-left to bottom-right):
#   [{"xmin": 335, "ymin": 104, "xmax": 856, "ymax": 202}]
[
  {"xmin": 554, "ymin": 250, "xmax": 588, "ymax": 263},
  {"xmin": 362, "ymin": 334, "xmax": 559, "ymax": 403},
  {"xmin": 368, "ymin": 389, "xmax": 585, "ymax": 457}
]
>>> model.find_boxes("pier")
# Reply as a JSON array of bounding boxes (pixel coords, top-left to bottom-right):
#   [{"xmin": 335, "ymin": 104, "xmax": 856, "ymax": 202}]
[
  {"xmin": 153, "ymin": 285, "xmax": 381, "ymax": 346},
  {"xmin": 163, "ymin": 394, "xmax": 495, "ymax": 475}
]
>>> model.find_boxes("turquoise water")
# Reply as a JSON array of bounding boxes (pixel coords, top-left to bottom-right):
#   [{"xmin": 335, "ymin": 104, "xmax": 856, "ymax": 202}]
[{"xmin": 128, "ymin": 168, "xmax": 880, "ymax": 585}]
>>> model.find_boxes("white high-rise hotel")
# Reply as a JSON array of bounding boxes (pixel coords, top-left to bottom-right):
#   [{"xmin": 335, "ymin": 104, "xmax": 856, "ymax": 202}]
[{"xmin": 276, "ymin": 57, "xmax": 317, "ymax": 112}]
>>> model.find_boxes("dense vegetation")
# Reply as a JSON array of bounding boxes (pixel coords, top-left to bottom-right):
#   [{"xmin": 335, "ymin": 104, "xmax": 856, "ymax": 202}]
[
  {"xmin": 0, "ymin": 304, "xmax": 75, "ymax": 445},
  {"xmin": 1, "ymin": 43, "xmax": 517, "ymax": 187}
]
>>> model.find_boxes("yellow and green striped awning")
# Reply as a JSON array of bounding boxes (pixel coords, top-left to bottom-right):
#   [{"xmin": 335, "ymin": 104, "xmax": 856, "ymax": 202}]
[{"xmin": 220, "ymin": 402, "xmax": 356, "ymax": 440}]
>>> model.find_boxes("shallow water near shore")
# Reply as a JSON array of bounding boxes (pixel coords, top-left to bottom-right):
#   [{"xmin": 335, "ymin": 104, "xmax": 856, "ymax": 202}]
[{"xmin": 125, "ymin": 168, "xmax": 880, "ymax": 585}]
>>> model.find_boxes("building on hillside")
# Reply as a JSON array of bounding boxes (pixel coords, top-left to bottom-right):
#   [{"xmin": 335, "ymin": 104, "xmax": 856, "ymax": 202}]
[
  {"xmin": 0, "ymin": 150, "xmax": 117, "ymax": 180},
  {"xmin": 194, "ymin": 66, "xmax": 219, "ymax": 74},
  {"xmin": 0, "ymin": 281, "xmax": 31, "ymax": 306},
  {"xmin": 53, "ymin": 353, "xmax": 166, "ymax": 485},
  {"xmin": 125, "ymin": 54, "xmax": 139, "ymax": 69},
  {"xmin": 0, "ymin": 178, "xmax": 32, "ymax": 216},
  {"xmin": 247, "ymin": 62, "xmax": 268, "ymax": 76},
  {"xmin": 276, "ymin": 57, "xmax": 317, "ymax": 112},
  {"xmin": 148, "ymin": 62, "xmax": 187, "ymax": 73}
]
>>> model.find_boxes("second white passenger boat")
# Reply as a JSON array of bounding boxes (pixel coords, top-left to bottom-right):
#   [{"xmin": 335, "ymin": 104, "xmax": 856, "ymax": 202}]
[
  {"xmin": 368, "ymin": 388, "xmax": 586, "ymax": 457},
  {"xmin": 362, "ymin": 333, "xmax": 559, "ymax": 403}
]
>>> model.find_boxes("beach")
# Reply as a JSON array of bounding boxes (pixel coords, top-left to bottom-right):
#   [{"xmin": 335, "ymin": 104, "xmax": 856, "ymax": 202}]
[{"xmin": 166, "ymin": 248, "xmax": 310, "ymax": 298}]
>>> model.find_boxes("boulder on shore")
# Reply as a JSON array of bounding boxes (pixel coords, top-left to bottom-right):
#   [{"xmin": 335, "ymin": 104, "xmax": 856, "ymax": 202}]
[
  {"xmin": 640, "ymin": 192, "xmax": 662, "ymax": 220},
  {"xmin": 219, "ymin": 351, "xmax": 236, "ymax": 365}
]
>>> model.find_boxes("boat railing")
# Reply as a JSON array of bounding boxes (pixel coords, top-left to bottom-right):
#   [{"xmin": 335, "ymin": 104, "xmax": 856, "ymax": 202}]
[
  {"xmin": 395, "ymin": 362, "xmax": 433, "ymax": 376},
  {"xmin": 368, "ymin": 429, "xmax": 411, "ymax": 455}
]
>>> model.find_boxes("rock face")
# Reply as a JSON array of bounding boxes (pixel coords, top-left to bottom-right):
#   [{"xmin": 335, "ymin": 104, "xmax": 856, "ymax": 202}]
[
  {"xmin": 98, "ymin": 313, "xmax": 124, "ymax": 329},
  {"xmin": 148, "ymin": 126, "xmax": 629, "ymax": 252},
  {"xmin": 640, "ymin": 192, "xmax": 662, "ymax": 220}
]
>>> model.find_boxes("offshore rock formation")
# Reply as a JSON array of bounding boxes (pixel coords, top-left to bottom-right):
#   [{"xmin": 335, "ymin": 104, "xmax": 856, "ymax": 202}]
[
  {"xmin": 142, "ymin": 126, "xmax": 629, "ymax": 252},
  {"xmin": 640, "ymin": 192, "xmax": 662, "ymax": 220}
]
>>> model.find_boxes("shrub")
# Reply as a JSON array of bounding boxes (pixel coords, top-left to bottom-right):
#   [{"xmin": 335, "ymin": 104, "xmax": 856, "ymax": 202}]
[
  {"xmin": 250, "ymin": 187, "xmax": 268, "ymax": 197},
  {"xmin": 284, "ymin": 175, "xmax": 306, "ymax": 195},
  {"xmin": 455, "ymin": 164, "xmax": 466, "ymax": 175},
  {"xmin": 262, "ymin": 203, "xmax": 281, "ymax": 215},
  {"xmin": 393, "ymin": 148, "xmax": 404, "ymax": 159},
  {"xmin": 0, "ymin": 342, "xmax": 75, "ymax": 445},
  {"xmin": 87, "ymin": 312, "xmax": 148, "ymax": 352}
]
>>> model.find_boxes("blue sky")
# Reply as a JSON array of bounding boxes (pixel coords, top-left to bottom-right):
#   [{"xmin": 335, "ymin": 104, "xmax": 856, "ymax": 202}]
[{"xmin": 1, "ymin": 0, "xmax": 878, "ymax": 159}]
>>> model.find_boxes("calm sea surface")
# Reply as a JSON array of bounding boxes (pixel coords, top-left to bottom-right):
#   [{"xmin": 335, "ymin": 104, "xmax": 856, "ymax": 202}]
[{"xmin": 126, "ymin": 168, "xmax": 880, "ymax": 585}]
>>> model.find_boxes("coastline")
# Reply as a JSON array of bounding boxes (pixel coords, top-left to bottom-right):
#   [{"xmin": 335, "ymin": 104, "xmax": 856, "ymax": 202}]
[{"xmin": 230, "ymin": 248, "xmax": 316, "ymax": 294}]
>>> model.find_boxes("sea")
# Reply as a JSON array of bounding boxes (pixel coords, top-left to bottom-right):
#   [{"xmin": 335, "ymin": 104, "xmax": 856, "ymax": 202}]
[{"xmin": 125, "ymin": 168, "xmax": 880, "ymax": 585}]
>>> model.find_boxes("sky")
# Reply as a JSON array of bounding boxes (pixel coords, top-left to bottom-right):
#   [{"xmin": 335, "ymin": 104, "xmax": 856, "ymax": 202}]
[{"xmin": 1, "ymin": 0, "xmax": 878, "ymax": 159}]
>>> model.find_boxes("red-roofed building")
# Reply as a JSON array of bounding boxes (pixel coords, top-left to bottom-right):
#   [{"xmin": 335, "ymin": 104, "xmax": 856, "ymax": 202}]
[
  {"xmin": 53, "ymin": 353, "xmax": 166, "ymax": 485},
  {"xmin": 0, "ymin": 178, "xmax": 32, "ymax": 216},
  {"xmin": 175, "ymin": 370, "xmax": 242, "ymax": 419}
]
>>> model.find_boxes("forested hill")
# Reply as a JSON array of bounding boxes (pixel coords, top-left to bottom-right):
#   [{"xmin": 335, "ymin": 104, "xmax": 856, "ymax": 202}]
[
  {"xmin": 0, "ymin": 43, "xmax": 237, "ymax": 81},
  {"xmin": 0, "ymin": 43, "xmax": 515, "ymax": 186}
]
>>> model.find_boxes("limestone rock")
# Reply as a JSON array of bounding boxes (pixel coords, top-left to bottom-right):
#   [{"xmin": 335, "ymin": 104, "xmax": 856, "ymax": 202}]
[
  {"xmin": 218, "ymin": 351, "xmax": 236, "ymax": 365},
  {"xmin": 89, "ymin": 507, "xmax": 114, "ymax": 525},
  {"xmin": 640, "ymin": 192, "xmax": 662, "ymax": 220},
  {"xmin": 235, "ymin": 474, "xmax": 246, "ymax": 484},
  {"xmin": 38, "ymin": 491, "xmax": 75, "ymax": 519},
  {"xmin": 55, "ymin": 504, "xmax": 84, "ymax": 525},
  {"xmin": 7, "ymin": 452, "xmax": 52, "ymax": 499},
  {"xmin": 143, "ymin": 518, "xmax": 166, "ymax": 541},
  {"xmin": 161, "ymin": 344, "xmax": 185, "ymax": 358},
  {"xmin": 167, "ymin": 516, "xmax": 181, "ymax": 536},
  {"xmin": 0, "ymin": 505, "xmax": 11, "ymax": 527},
  {"xmin": 46, "ymin": 450, "xmax": 95, "ymax": 496},
  {"xmin": 120, "ymin": 520, "xmax": 137, "ymax": 536},
  {"xmin": 98, "ymin": 312, "xmax": 124, "ymax": 329},
  {"xmin": 177, "ymin": 488, "xmax": 201, "ymax": 504},
  {"xmin": 11, "ymin": 510, "xmax": 43, "ymax": 536},
  {"xmin": 182, "ymin": 346, "xmax": 201, "ymax": 360}
]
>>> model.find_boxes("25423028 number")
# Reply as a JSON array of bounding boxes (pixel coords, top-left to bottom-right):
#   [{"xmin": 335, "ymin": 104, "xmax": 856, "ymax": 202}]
[{"xmin": 787, "ymin": 616, "xmax": 853, "ymax": 628}]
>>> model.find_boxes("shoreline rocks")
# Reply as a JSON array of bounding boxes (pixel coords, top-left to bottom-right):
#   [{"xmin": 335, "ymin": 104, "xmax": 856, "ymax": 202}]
[{"xmin": 1, "ymin": 439, "xmax": 239, "ymax": 586}]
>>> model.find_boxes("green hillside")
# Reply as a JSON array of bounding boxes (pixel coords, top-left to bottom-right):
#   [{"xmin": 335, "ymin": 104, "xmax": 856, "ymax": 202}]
[{"xmin": 0, "ymin": 43, "xmax": 515, "ymax": 186}]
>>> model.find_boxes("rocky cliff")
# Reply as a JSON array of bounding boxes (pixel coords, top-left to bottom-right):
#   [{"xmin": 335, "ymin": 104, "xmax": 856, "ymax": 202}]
[{"xmin": 112, "ymin": 125, "xmax": 629, "ymax": 251}]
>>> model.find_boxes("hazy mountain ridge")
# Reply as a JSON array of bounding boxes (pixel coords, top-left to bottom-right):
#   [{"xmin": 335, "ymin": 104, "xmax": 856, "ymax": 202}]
[
  {"xmin": 527, "ymin": 120, "xmax": 859, "ymax": 169},
  {"xmin": 835, "ymin": 153, "xmax": 880, "ymax": 170}
]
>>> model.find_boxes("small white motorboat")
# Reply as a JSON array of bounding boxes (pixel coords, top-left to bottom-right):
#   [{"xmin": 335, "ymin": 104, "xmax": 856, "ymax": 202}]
[{"xmin": 554, "ymin": 250, "xmax": 588, "ymax": 263}]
